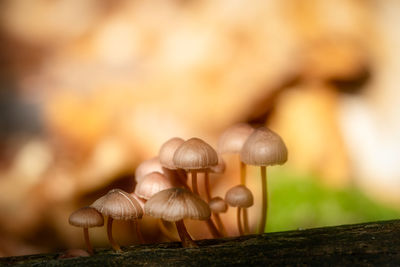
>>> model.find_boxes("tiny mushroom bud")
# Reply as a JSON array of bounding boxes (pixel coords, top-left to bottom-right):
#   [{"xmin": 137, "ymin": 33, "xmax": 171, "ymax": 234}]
[
  {"xmin": 68, "ymin": 206, "xmax": 104, "ymax": 255},
  {"xmin": 145, "ymin": 188, "xmax": 210, "ymax": 247},
  {"xmin": 225, "ymin": 185, "xmax": 254, "ymax": 236},
  {"xmin": 91, "ymin": 189, "xmax": 144, "ymax": 252},
  {"xmin": 208, "ymin": 197, "xmax": 228, "ymax": 236},
  {"xmin": 240, "ymin": 127, "xmax": 287, "ymax": 234}
]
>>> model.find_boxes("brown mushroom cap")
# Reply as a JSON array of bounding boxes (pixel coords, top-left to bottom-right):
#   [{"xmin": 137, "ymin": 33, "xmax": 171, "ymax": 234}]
[
  {"xmin": 135, "ymin": 157, "xmax": 164, "ymax": 183},
  {"xmin": 225, "ymin": 185, "xmax": 254, "ymax": 208},
  {"xmin": 134, "ymin": 171, "xmax": 174, "ymax": 200},
  {"xmin": 144, "ymin": 188, "xmax": 211, "ymax": 222},
  {"xmin": 173, "ymin": 137, "xmax": 218, "ymax": 170},
  {"xmin": 218, "ymin": 123, "xmax": 254, "ymax": 154},
  {"xmin": 240, "ymin": 127, "xmax": 288, "ymax": 166},
  {"xmin": 209, "ymin": 155, "xmax": 226, "ymax": 174},
  {"xmin": 159, "ymin": 137, "xmax": 185, "ymax": 169},
  {"xmin": 208, "ymin": 197, "xmax": 228, "ymax": 213},
  {"xmin": 91, "ymin": 189, "xmax": 143, "ymax": 220},
  {"xmin": 69, "ymin": 206, "xmax": 104, "ymax": 228}
]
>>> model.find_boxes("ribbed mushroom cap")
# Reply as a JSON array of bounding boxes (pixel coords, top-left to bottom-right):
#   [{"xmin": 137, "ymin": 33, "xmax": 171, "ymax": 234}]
[
  {"xmin": 173, "ymin": 138, "xmax": 218, "ymax": 170},
  {"xmin": 208, "ymin": 197, "xmax": 228, "ymax": 213},
  {"xmin": 225, "ymin": 185, "xmax": 254, "ymax": 208},
  {"xmin": 69, "ymin": 207, "xmax": 104, "ymax": 228},
  {"xmin": 218, "ymin": 123, "xmax": 254, "ymax": 154},
  {"xmin": 91, "ymin": 189, "xmax": 143, "ymax": 220},
  {"xmin": 159, "ymin": 137, "xmax": 185, "ymax": 169},
  {"xmin": 135, "ymin": 157, "xmax": 163, "ymax": 183},
  {"xmin": 240, "ymin": 127, "xmax": 288, "ymax": 166},
  {"xmin": 134, "ymin": 172, "xmax": 174, "ymax": 200},
  {"xmin": 144, "ymin": 188, "xmax": 211, "ymax": 222}
]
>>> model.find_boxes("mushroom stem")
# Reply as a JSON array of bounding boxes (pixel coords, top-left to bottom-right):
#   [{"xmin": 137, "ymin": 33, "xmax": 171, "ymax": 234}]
[
  {"xmin": 206, "ymin": 218, "xmax": 222, "ymax": 238},
  {"xmin": 177, "ymin": 169, "xmax": 191, "ymax": 190},
  {"xmin": 107, "ymin": 217, "xmax": 121, "ymax": 252},
  {"xmin": 237, "ymin": 207, "xmax": 244, "ymax": 236},
  {"xmin": 133, "ymin": 219, "xmax": 145, "ymax": 244},
  {"xmin": 204, "ymin": 171, "xmax": 211, "ymax": 202},
  {"xmin": 158, "ymin": 219, "xmax": 179, "ymax": 241},
  {"xmin": 83, "ymin": 227, "xmax": 93, "ymax": 255},
  {"xmin": 191, "ymin": 171, "xmax": 199, "ymax": 195},
  {"xmin": 259, "ymin": 166, "xmax": 268, "ymax": 234},
  {"xmin": 175, "ymin": 219, "xmax": 197, "ymax": 248},
  {"xmin": 213, "ymin": 213, "xmax": 227, "ymax": 237},
  {"xmin": 240, "ymin": 160, "xmax": 250, "ymax": 234}
]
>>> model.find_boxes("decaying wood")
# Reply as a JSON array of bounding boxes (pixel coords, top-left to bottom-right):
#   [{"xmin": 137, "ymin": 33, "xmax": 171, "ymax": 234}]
[{"xmin": 1, "ymin": 220, "xmax": 400, "ymax": 266}]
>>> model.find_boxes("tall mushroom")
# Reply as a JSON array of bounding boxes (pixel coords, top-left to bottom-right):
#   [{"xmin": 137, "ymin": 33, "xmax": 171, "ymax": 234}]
[
  {"xmin": 240, "ymin": 127, "xmax": 288, "ymax": 233},
  {"xmin": 91, "ymin": 189, "xmax": 144, "ymax": 252},
  {"xmin": 144, "ymin": 188, "xmax": 210, "ymax": 248},
  {"xmin": 68, "ymin": 206, "xmax": 104, "ymax": 255},
  {"xmin": 225, "ymin": 185, "xmax": 254, "ymax": 236},
  {"xmin": 173, "ymin": 137, "xmax": 221, "ymax": 238},
  {"xmin": 218, "ymin": 123, "xmax": 254, "ymax": 233}
]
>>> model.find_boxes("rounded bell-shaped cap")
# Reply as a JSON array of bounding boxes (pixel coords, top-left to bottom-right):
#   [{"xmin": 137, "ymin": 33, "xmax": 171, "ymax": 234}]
[
  {"xmin": 240, "ymin": 127, "xmax": 288, "ymax": 166},
  {"xmin": 135, "ymin": 157, "xmax": 164, "ymax": 183},
  {"xmin": 218, "ymin": 123, "xmax": 254, "ymax": 154},
  {"xmin": 91, "ymin": 189, "xmax": 143, "ymax": 220},
  {"xmin": 69, "ymin": 206, "xmax": 104, "ymax": 228},
  {"xmin": 208, "ymin": 197, "xmax": 228, "ymax": 213},
  {"xmin": 209, "ymin": 155, "xmax": 226, "ymax": 174},
  {"xmin": 159, "ymin": 137, "xmax": 185, "ymax": 169},
  {"xmin": 173, "ymin": 138, "xmax": 218, "ymax": 170},
  {"xmin": 225, "ymin": 185, "xmax": 254, "ymax": 208},
  {"xmin": 144, "ymin": 188, "xmax": 211, "ymax": 222},
  {"xmin": 134, "ymin": 171, "xmax": 174, "ymax": 200}
]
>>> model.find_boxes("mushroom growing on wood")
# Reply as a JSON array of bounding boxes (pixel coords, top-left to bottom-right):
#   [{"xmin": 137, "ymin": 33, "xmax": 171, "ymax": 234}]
[
  {"xmin": 91, "ymin": 189, "xmax": 144, "ymax": 252},
  {"xmin": 240, "ymin": 127, "xmax": 287, "ymax": 234},
  {"xmin": 68, "ymin": 207, "xmax": 104, "ymax": 255},
  {"xmin": 144, "ymin": 188, "xmax": 210, "ymax": 248},
  {"xmin": 173, "ymin": 137, "xmax": 221, "ymax": 238},
  {"xmin": 225, "ymin": 185, "xmax": 253, "ymax": 236},
  {"xmin": 208, "ymin": 197, "xmax": 228, "ymax": 236},
  {"xmin": 218, "ymin": 123, "xmax": 254, "ymax": 233}
]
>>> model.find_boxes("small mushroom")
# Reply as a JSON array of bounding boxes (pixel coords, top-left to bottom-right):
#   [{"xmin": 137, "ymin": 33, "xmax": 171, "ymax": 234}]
[
  {"xmin": 134, "ymin": 172, "xmax": 174, "ymax": 200},
  {"xmin": 68, "ymin": 206, "xmax": 104, "ymax": 255},
  {"xmin": 134, "ymin": 157, "xmax": 164, "ymax": 183},
  {"xmin": 144, "ymin": 188, "xmax": 210, "ymax": 248},
  {"xmin": 225, "ymin": 185, "xmax": 254, "ymax": 236},
  {"xmin": 91, "ymin": 189, "xmax": 144, "ymax": 252},
  {"xmin": 240, "ymin": 127, "xmax": 287, "ymax": 234},
  {"xmin": 208, "ymin": 197, "xmax": 228, "ymax": 236},
  {"xmin": 173, "ymin": 137, "xmax": 221, "ymax": 238}
]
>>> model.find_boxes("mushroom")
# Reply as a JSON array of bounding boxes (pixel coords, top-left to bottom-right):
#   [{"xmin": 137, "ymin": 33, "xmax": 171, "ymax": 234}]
[
  {"xmin": 68, "ymin": 206, "xmax": 104, "ymax": 255},
  {"xmin": 134, "ymin": 157, "xmax": 164, "ymax": 183},
  {"xmin": 91, "ymin": 189, "xmax": 144, "ymax": 252},
  {"xmin": 144, "ymin": 188, "xmax": 210, "ymax": 247},
  {"xmin": 218, "ymin": 123, "xmax": 254, "ymax": 233},
  {"xmin": 240, "ymin": 127, "xmax": 288, "ymax": 233},
  {"xmin": 225, "ymin": 185, "xmax": 254, "ymax": 236},
  {"xmin": 208, "ymin": 197, "xmax": 228, "ymax": 236},
  {"xmin": 173, "ymin": 137, "xmax": 221, "ymax": 238},
  {"xmin": 158, "ymin": 137, "xmax": 189, "ymax": 189}
]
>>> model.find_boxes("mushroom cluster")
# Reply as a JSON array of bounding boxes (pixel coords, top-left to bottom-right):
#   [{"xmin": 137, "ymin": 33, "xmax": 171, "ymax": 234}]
[{"xmin": 68, "ymin": 124, "xmax": 287, "ymax": 254}]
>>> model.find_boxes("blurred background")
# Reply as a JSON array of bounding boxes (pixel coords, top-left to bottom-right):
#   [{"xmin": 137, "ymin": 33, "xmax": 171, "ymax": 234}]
[{"xmin": 0, "ymin": 0, "xmax": 400, "ymax": 257}]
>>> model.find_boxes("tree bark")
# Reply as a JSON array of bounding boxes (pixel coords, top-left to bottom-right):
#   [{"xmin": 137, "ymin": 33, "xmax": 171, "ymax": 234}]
[{"xmin": 2, "ymin": 220, "xmax": 400, "ymax": 266}]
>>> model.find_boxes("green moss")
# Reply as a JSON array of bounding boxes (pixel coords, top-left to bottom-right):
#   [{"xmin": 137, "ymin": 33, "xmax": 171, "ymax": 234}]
[{"xmin": 264, "ymin": 168, "xmax": 400, "ymax": 232}]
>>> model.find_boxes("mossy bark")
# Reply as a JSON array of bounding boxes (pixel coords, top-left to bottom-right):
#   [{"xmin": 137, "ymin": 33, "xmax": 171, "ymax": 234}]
[{"xmin": 2, "ymin": 220, "xmax": 400, "ymax": 266}]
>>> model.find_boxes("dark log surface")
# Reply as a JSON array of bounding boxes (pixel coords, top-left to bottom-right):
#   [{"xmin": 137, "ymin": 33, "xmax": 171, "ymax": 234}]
[{"xmin": 1, "ymin": 220, "xmax": 400, "ymax": 266}]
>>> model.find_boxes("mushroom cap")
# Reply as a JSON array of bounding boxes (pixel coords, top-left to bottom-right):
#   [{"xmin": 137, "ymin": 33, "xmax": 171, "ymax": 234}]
[
  {"xmin": 68, "ymin": 206, "xmax": 104, "ymax": 228},
  {"xmin": 173, "ymin": 137, "xmax": 218, "ymax": 170},
  {"xmin": 218, "ymin": 123, "xmax": 254, "ymax": 154},
  {"xmin": 130, "ymin": 193, "xmax": 145, "ymax": 210},
  {"xmin": 225, "ymin": 185, "xmax": 254, "ymax": 208},
  {"xmin": 209, "ymin": 155, "xmax": 226, "ymax": 174},
  {"xmin": 91, "ymin": 189, "xmax": 143, "ymax": 220},
  {"xmin": 208, "ymin": 197, "xmax": 228, "ymax": 213},
  {"xmin": 240, "ymin": 127, "xmax": 288, "ymax": 166},
  {"xmin": 135, "ymin": 157, "xmax": 163, "ymax": 183},
  {"xmin": 134, "ymin": 171, "xmax": 174, "ymax": 200},
  {"xmin": 144, "ymin": 188, "xmax": 211, "ymax": 222},
  {"xmin": 159, "ymin": 137, "xmax": 185, "ymax": 169}
]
